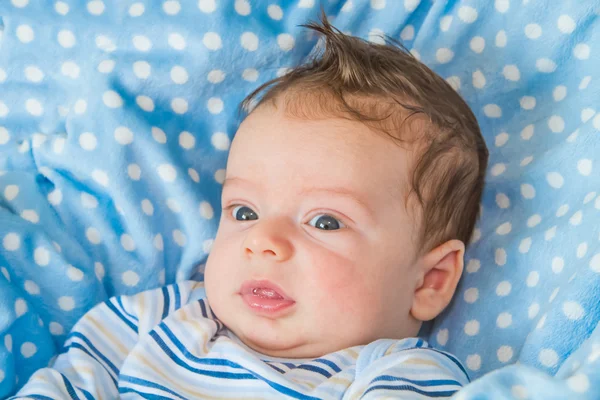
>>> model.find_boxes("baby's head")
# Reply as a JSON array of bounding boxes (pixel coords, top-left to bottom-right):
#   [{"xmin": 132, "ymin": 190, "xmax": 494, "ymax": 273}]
[{"xmin": 205, "ymin": 15, "xmax": 488, "ymax": 358}]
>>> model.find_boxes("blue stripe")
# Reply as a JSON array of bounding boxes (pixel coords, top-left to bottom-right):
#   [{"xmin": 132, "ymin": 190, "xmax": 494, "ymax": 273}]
[
  {"xmin": 117, "ymin": 297, "xmax": 138, "ymax": 321},
  {"xmin": 364, "ymin": 384, "xmax": 458, "ymax": 398},
  {"xmin": 283, "ymin": 362, "xmax": 296, "ymax": 369},
  {"xmin": 60, "ymin": 373, "xmax": 81, "ymax": 400},
  {"xmin": 161, "ymin": 286, "xmax": 170, "ymax": 320},
  {"xmin": 297, "ymin": 364, "xmax": 332, "ymax": 378},
  {"xmin": 106, "ymin": 300, "xmax": 138, "ymax": 333},
  {"xmin": 152, "ymin": 328, "xmax": 321, "ymax": 400},
  {"xmin": 314, "ymin": 358, "xmax": 342, "ymax": 373},
  {"xmin": 372, "ymin": 375, "xmax": 462, "ymax": 387},
  {"xmin": 426, "ymin": 348, "xmax": 470, "ymax": 381},
  {"xmin": 174, "ymin": 284, "xmax": 181, "ymax": 309},
  {"xmin": 120, "ymin": 375, "xmax": 188, "ymax": 399},
  {"xmin": 26, "ymin": 395, "xmax": 57, "ymax": 400},
  {"xmin": 198, "ymin": 299, "xmax": 208, "ymax": 318},
  {"xmin": 68, "ymin": 343, "xmax": 118, "ymax": 387},
  {"xmin": 69, "ymin": 332, "xmax": 119, "ymax": 376},
  {"xmin": 266, "ymin": 363, "xmax": 286, "ymax": 374}
]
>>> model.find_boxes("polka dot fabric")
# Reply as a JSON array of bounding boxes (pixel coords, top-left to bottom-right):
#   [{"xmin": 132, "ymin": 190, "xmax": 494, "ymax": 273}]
[{"xmin": 0, "ymin": 0, "xmax": 598, "ymax": 398}]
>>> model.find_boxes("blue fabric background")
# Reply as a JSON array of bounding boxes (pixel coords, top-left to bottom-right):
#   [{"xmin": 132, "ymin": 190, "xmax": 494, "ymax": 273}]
[{"xmin": 0, "ymin": 0, "xmax": 598, "ymax": 398}]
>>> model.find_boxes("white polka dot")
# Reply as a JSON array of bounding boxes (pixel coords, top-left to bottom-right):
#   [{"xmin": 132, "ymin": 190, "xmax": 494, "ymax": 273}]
[
  {"xmin": 484, "ymin": 104, "xmax": 502, "ymax": 118},
  {"xmin": 576, "ymin": 241, "xmax": 587, "ymax": 258},
  {"xmin": 464, "ymin": 320, "xmax": 480, "ymax": 336},
  {"xmin": 178, "ymin": 131, "xmax": 195, "ymax": 149},
  {"xmin": 595, "ymin": 114, "xmax": 600, "ymax": 130},
  {"xmin": 496, "ymin": 312, "xmax": 512, "ymax": 328},
  {"xmin": 404, "ymin": 0, "xmax": 420, "ymax": 12},
  {"xmin": 470, "ymin": 228, "xmax": 481, "ymax": 244},
  {"xmin": 520, "ymin": 96, "xmax": 536, "ymax": 110},
  {"xmin": 545, "ymin": 226, "xmax": 556, "ymax": 241},
  {"xmin": 128, "ymin": 164, "xmax": 141, "ymax": 180},
  {"xmin": 205, "ymin": 98, "xmax": 224, "ymax": 115},
  {"xmin": 520, "ymin": 183, "xmax": 536, "ymax": 199},
  {"xmin": 163, "ymin": 0, "xmax": 180, "ymax": 14},
  {"xmin": 16, "ymin": 24, "xmax": 34, "ymax": 43},
  {"xmin": 48, "ymin": 188, "xmax": 63, "ymax": 205},
  {"xmin": 86, "ymin": 227, "xmax": 102, "ymax": 244},
  {"xmin": 470, "ymin": 36, "xmax": 485, "ymax": 53},
  {"xmin": 528, "ymin": 303, "xmax": 540, "ymax": 319},
  {"xmin": 152, "ymin": 127, "xmax": 167, "ymax": 144},
  {"xmin": 525, "ymin": 23, "xmax": 543, "ymax": 39},
  {"xmin": 547, "ymin": 172, "xmax": 564, "ymax": 188},
  {"xmin": 409, "ymin": 49, "xmax": 420, "ymax": 60},
  {"xmin": 55, "ymin": 1, "xmax": 69, "ymax": 14},
  {"xmin": 157, "ymin": 164, "xmax": 177, "ymax": 182},
  {"xmin": 95, "ymin": 262, "xmax": 105, "ymax": 280},
  {"xmin": 168, "ymin": 33, "xmax": 186, "ymax": 50},
  {"xmin": 25, "ymin": 98, "xmax": 44, "ymax": 116},
  {"xmin": 237, "ymin": 32, "xmax": 259, "ymax": 52},
  {"xmin": 199, "ymin": 201, "xmax": 215, "ymax": 219},
  {"xmin": 95, "ymin": 35, "xmax": 116, "ymax": 52},
  {"xmin": 496, "ymin": 222, "xmax": 511, "ymax": 235},
  {"xmin": 568, "ymin": 210, "xmax": 583, "ymax": 227},
  {"xmin": 234, "ymin": 0, "xmax": 250, "ymax": 15},
  {"xmin": 518, "ymin": 125, "xmax": 534, "ymax": 141},
  {"xmin": 267, "ymin": 4, "xmax": 283, "ymax": 20},
  {"xmin": 567, "ymin": 129, "xmax": 579, "ymax": 142},
  {"xmin": 497, "ymin": 345, "xmax": 513, "ymax": 362},
  {"xmin": 103, "ymin": 90, "xmax": 123, "ymax": 108},
  {"xmin": 122, "ymin": 270, "xmax": 140, "ymax": 286},
  {"xmin": 501, "ymin": 64, "xmax": 520, "ymax": 81},
  {"xmin": 173, "ymin": 230, "xmax": 187, "ymax": 247},
  {"xmin": 496, "ymin": 193, "xmax": 510, "ymax": 209},
  {"xmin": 446, "ymin": 76, "xmax": 460, "ymax": 91},
  {"xmin": 581, "ymin": 108, "xmax": 595, "ymax": 123},
  {"xmin": 57, "ymin": 29, "xmax": 76, "ymax": 48},
  {"xmin": 579, "ymin": 76, "xmax": 591, "ymax": 90},
  {"xmin": 211, "ymin": 170, "xmax": 225, "ymax": 185},
  {"xmin": 466, "ymin": 259, "xmax": 480, "ymax": 274},
  {"xmin": 72, "ymin": 99, "xmax": 87, "ymax": 115},
  {"xmin": 464, "ymin": 288, "xmax": 478, "ymax": 303},
  {"xmin": 67, "ymin": 266, "xmax": 84, "ymax": 281},
  {"xmin": 166, "ymin": 198, "xmax": 181, "ymax": 213},
  {"xmin": 208, "ymin": 132, "xmax": 230, "ymax": 151},
  {"xmin": 24, "ymin": 65, "xmax": 44, "ymax": 83},
  {"xmin": 590, "ymin": 253, "xmax": 600, "ymax": 273},
  {"xmin": 519, "ymin": 237, "xmax": 532, "ymax": 253},
  {"xmin": 24, "ymin": 280, "xmax": 40, "ymax": 295},
  {"xmin": 15, "ymin": 298, "xmax": 27, "ymax": 316},
  {"xmin": 527, "ymin": 214, "xmax": 541, "ymax": 227},
  {"xmin": 496, "ymin": 281, "xmax": 511, "ymax": 296},
  {"xmin": 92, "ymin": 170, "xmax": 109, "ymax": 187},
  {"xmin": 49, "ymin": 322, "xmax": 64, "ymax": 335},
  {"xmin": 557, "ymin": 15, "xmax": 576, "ymax": 34},
  {"xmin": 298, "ymin": 0, "xmax": 314, "ymax": 7},
  {"xmin": 574, "ymin": 43, "xmax": 590, "ymax": 60},
  {"xmin": 129, "ymin": 2, "xmax": 144, "ymax": 16},
  {"xmin": 552, "ymin": 257, "xmax": 565, "ymax": 274},
  {"xmin": 133, "ymin": 35, "xmax": 152, "ymax": 52},
  {"xmin": 495, "ymin": 132, "xmax": 509, "ymax": 147},
  {"xmin": 203, "ymin": 32, "xmax": 222, "ymax": 51},
  {"xmin": 4, "ymin": 185, "xmax": 19, "ymax": 201},
  {"xmin": 133, "ymin": 61, "xmax": 151, "ymax": 79},
  {"xmin": 58, "ymin": 296, "xmax": 75, "ymax": 311},
  {"xmin": 78, "ymin": 132, "xmax": 97, "ymax": 151},
  {"xmin": 494, "ymin": 0, "xmax": 509, "ymax": 12},
  {"xmin": 21, "ymin": 210, "xmax": 39, "ymax": 224},
  {"xmin": 169, "ymin": 65, "xmax": 188, "ymax": 85},
  {"xmin": 458, "ymin": 6, "xmax": 478, "ymax": 23},
  {"xmin": 52, "ymin": 137, "xmax": 65, "ymax": 154},
  {"xmin": 526, "ymin": 271, "xmax": 539, "ymax": 287},
  {"xmin": 491, "ymin": 163, "xmax": 506, "ymax": 176},
  {"xmin": 12, "ymin": 0, "xmax": 29, "ymax": 7},
  {"xmin": 553, "ymin": 85, "xmax": 567, "ymax": 101},
  {"xmin": 400, "ymin": 25, "xmax": 414, "ymax": 41},
  {"xmin": 567, "ymin": 373, "xmax": 589, "ymax": 393},
  {"xmin": 242, "ymin": 68, "xmax": 259, "ymax": 82},
  {"xmin": 33, "ymin": 246, "xmax": 50, "ymax": 266},
  {"xmin": 536, "ymin": 58, "xmax": 557, "ymax": 73},
  {"xmin": 495, "ymin": 30, "xmax": 507, "ymax": 47},
  {"xmin": 113, "ymin": 126, "xmax": 134, "ymax": 145},
  {"xmin": 121, "ymin": 234, "xmax": 136, "ymax": 252},
  {"xmin": 440, "ymin": 15, "xmax": 453, "ymax": 32},
  {"xmin": 21, "ymin": 342, "xmax": 37, "ymax": 358},
  {"xmin": 87, "ymin": 0, "xmax": 104, "ymax": 15},
  {"xmin": 171, "ymin": 98, "xmax": 188, "ymax": 114},
  {"xmin": 98, "ymin": 59, "xmax": 115, "ymax": 74},
  {"xmin": 188, "ymin": 168, "xmax": 200, "ymax": 183},
  {"xmin": 154, "ymin": 234, "xmax": 164, "ymax": 251},
  {"xmin": 0, "ymin": 102, "xmax": 8, "ymax": 117},
  {"xmin": 208, "ymin": 69, "xmax": 225, "ymax": 84},
  {"xmin": 198, "ymin": 0, "xmax": 216, "ymax": 12},
  {"xmin": 549, "ymin": 288, "xmax": 560, "ymax": 303},
  {"xmin": 141, "ymin": 199, "xmax": 154, "ymax": 216},
  {"xmin": 18, "ymin": 139, "xmax": 30, "ymax": 153},
  {"xmin": 466, "ymin": 354, "xmax": 481, "ymax": 371},
  {"xmin": 435, "ymin": 48, "xmax": 454, "ymax": 64},
  {"xmin": 436, "ymin": 328, "xmax": 448, "ymax": 346},
  {"xmin": 3, "ymin": 233, "xmax": 20, "ymax": 251},
  {"xmin": 577, "ymin": 159, "xmax": 592, "ymax": 176},
  {"xmin": 277, "ymin": 34, "xmax": 295, "ymax": 51},
  {"xmin": 370, "ymin": 0, "xmax": 385, "ymax": 9},
  {"xmin": 136, "ymin": 96, "xmax": 154, "ymax": 112}
]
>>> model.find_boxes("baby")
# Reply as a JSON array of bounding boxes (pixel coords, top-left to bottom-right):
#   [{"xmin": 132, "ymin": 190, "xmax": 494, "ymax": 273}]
[{"xmin": 13, "ymin": 15, "xmax": 488, "ymax": 400}]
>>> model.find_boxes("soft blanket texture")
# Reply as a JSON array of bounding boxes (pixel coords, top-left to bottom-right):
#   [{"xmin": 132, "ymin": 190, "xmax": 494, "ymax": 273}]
[{"xmin": 0, "ymin": 0, "xmax": 598, "ymax": 398}]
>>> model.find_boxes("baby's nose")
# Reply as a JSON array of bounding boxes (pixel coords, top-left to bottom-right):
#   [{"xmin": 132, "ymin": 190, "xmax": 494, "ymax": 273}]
[{"xmin": 242, "ymin": 219, "xmax": 294, "ymax": 262}]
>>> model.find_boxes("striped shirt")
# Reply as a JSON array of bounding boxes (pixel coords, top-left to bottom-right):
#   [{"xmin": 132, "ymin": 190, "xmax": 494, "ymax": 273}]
[{"xmin": 12, "ymin": 281, "xmax": 469, "ymax": 399}]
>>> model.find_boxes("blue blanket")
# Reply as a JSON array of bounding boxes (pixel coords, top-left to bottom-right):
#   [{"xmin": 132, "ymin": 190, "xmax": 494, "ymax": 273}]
[{"xmin": 0, "ymin": 0, "xmax": 599, "ymax": 398}]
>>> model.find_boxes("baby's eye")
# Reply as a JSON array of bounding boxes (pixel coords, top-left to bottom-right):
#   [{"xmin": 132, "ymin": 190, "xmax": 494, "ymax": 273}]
[
  {"xmin": 308, "ymin": 214, "xmax": 345, "ymax": 231},
  {"xmin": 232, "ymin": 205, "xmax": 258, "ymax": 221}
]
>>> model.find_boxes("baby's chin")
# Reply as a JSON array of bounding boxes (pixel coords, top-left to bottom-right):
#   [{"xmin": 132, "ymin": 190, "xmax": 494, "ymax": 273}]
[{"xmin": 237, "ymin": 331, "xmax": 323, "ymax": 359}]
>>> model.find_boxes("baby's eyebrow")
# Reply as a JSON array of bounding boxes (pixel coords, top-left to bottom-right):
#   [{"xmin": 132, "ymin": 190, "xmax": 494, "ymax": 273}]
[{"xmin": 300, "ymin": 186, "xmax": 374, "ymax": 218}]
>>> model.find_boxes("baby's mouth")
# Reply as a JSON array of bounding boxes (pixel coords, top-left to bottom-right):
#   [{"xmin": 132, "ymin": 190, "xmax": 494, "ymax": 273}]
[{"xmin": 240, "ymin": 280, "xmax": 295, "ymax": 315}]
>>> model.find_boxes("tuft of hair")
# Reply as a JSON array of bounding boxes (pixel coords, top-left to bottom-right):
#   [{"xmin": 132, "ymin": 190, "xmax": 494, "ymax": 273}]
[{"xmin": 241, "ymin": 12, "xmax": 489, "ymax": 254}]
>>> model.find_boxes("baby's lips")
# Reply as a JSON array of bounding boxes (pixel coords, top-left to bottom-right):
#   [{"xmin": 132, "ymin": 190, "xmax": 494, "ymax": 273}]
[{"xmin": 239, "ymin": 279, "xmax": 294, "ymax": 301}]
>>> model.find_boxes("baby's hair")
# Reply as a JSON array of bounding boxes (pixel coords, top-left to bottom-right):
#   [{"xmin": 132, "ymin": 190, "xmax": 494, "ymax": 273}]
[{"xmin": 241, "ymin": 12, "xmax": 489, "ymax": 254}]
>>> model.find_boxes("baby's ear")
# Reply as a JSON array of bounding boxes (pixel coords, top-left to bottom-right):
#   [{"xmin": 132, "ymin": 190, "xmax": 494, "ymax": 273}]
[{"xmin": 410, "ymin": 239, "xmax": 465, "ymax": 322}]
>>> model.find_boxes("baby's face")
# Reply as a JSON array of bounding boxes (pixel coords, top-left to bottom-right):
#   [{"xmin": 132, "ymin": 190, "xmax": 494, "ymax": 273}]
[{"xmin": 204, "ymin": 103, "xmax": 423, "ymax": 358}]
